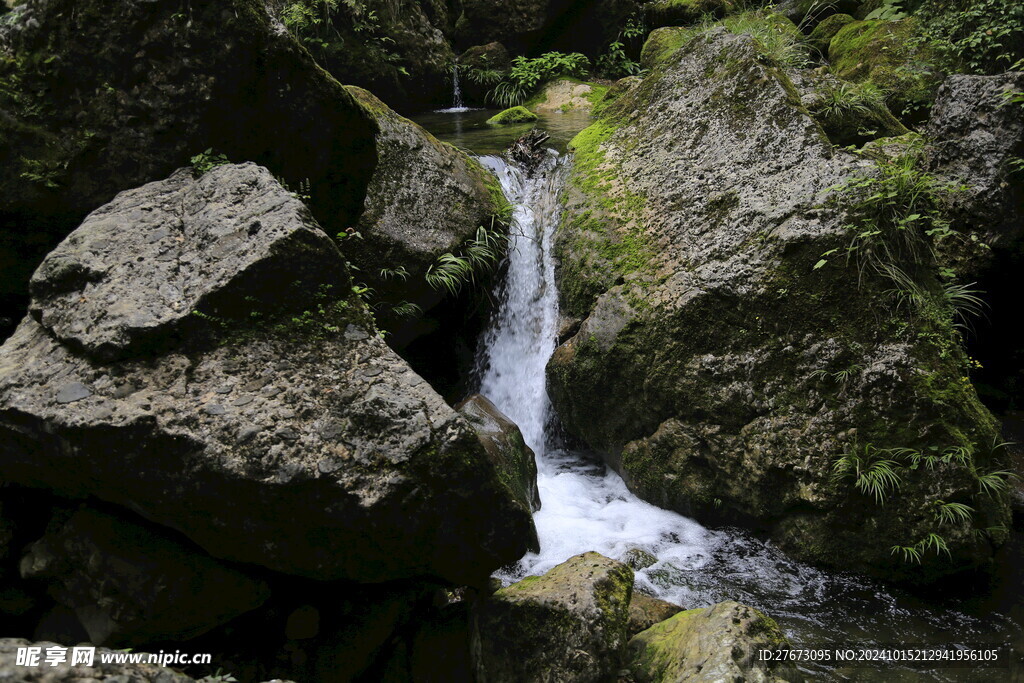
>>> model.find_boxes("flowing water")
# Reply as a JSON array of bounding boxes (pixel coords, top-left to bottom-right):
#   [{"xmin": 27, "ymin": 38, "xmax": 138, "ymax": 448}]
[
  {"xmin": 433, "ymin": 65, "xmax": 474, "ymax": 114},
  {"xmin": 469, "ymin": 150, "xmax": 1024, "ymax": 681}
]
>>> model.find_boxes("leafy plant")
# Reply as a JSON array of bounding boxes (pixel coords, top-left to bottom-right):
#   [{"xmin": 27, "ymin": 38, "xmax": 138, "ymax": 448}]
[
  {"xmin": 190, "ymin": 148, "xmax": 229, "ymax": 176},
  {"xmin": 915, "ymin": 0, "xmax": 1024, "ymax": 75},
  {"xmin": 425, "ymin": 223, "xmax": 507, "ymax": 296},
  {"xmin": 487, "ymin": 52, "xmax": 590, "ymax": 108},
  {"xmin": 596, "ymin": 41, "xmax": 643, "ymax": 78},
  {"xmin": 934, "ymin": 500, "xmax": 974, "ymax": 525},
  {"xmin": 832, "ymin": 445, "xmax": 904, "ymax": 504},
  {"xmin": 811, "ymin": 80, "xmax": 888, "ymax": 134}
]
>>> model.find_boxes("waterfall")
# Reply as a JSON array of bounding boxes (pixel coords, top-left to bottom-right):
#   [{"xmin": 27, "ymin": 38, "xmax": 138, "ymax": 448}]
[
  {"xmin": 467, "ymin": 149, "xmax": 994, "ymax": 665},
  {"xmin": 435, "ymin": 63, "xmax": 473, "ymax": 114}
]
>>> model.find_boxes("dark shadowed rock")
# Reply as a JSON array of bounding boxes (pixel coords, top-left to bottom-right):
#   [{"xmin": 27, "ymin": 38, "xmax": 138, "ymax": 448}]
[
  {"xmin": 474, "ymin": 552, "xmax": 633, "ymax": 682},
  {"xmin": 627, "ymin": 601, "xmax": 789, "ymax": 682},
  {"xmin": 0, "ymin": 0, "xmax": 377, "ymax": 337},
  {"xmin": 457, "ymin": 393, "xmax": 541, "ymax": 514},
  {"xmin": 547, "ymin": 29, "xmax": 1008, "ymax": 582},
  {"xmin": 0, "ymin": 165, "xmax": 537, "ymax": 586},
  {"xmin": 20, "ymin": 507, "xmax": 270, "ymax": 646}
]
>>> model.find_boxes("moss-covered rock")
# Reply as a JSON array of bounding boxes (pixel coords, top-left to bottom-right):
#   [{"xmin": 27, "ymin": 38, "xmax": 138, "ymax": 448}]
[
  {"xmin": 344, "ymin": 86, "xmax": 509, "ymax": 343},
  {"xmin": 458, "ymin": 42, "xmax": 512, "ymax": 105},
  {"xmin": 457, "ymin": 393, "xmax": 542, "ymax": 517},
  {"xmin": 643, "ymin": 0, "xmax": 735, "ymax": 30},
  {"xmin": 828, "ymin": 18, "xmax": 943, "ymax": 119},
  {"xmin": 547, "ymin": 28, "xmax": 1009, "ymax": 583},
  {"xmin": 793, "ymin": 70, "xmax": 909, "ymax": 146},
  {"xmin": 808, "ymin": 12, "xmax": 855, "ymax": 55},
  {"xmin": 487, "ymin": 105, "xmax": 539, "ymax": 124},
  {"xmin": 640, "ymin": 27, "xmax": 696, "ymax": 69},
  {"xmin": 474, "ymin": 552, "xmax": 634, "ymax": 682},
  {"xmin": 627, "ymin": 601, "xmax": 789, "ymax": 682},
  {"xmin": 524, "ymin": 77, "xmax": 609, "ymax": 115},
  {"xmin": 626, "ymin": 593, "xmax": 682, "ymax": 637}
]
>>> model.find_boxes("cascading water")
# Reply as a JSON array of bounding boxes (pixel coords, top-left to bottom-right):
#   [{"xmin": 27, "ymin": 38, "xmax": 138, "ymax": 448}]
[
  {"xmin": 435, "ymin": 63, "xmax": 473, "ymax": 114},
  {"xmin": 472, "ymin": 149, "xmax": 1019, "ymax": 680}
]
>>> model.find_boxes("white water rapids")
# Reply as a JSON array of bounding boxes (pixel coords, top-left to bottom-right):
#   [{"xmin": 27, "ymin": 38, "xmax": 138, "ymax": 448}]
[{"xmin": 469, "ymin": 151, "xmax": 1012, "ymax": 678}]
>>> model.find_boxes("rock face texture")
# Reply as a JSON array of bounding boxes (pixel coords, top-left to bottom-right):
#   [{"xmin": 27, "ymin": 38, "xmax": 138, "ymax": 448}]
[
  {"xmin": 526, "ymin": 78, "xmax": 607, "ymax": 115},
  {"xmin": 0, "ymin": 0, "xmax": 377, "ymax": 338},
  {"xmin": 457, "ymin": 393, "xmax": 542, "ymax": 514},
  {"xmin": 547, "ymin": 29, "xmax": 1009, "ymax": 581},
  {"xmin": 474, "ymin": 552, "xmax": 634, "ymax": 682},
  {"xmin": 20, "ymin": 508, "xmax": 270, "ymax": 646},
  {"xmin": 626, "ymin": 601, "xmax": 789, "ymax": 682},
  {"xmin": 926, "ymin": 73, "xmax": 1024, "ymax": 249},
  {"xmin": 0, "ymin": 164, "xmax": 537, "ymax": 586},
  {"xmin": 626, "ymin": 593, "xmax": 682, "ymax": 637}
]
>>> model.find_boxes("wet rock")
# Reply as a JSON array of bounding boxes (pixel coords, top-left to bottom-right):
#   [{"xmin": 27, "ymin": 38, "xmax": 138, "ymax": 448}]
[
  {"xmin": 622, "ymin": 547, "xmax": 658, "ymax": 570},
  {"xmin": 508, "ymin": 128, "xmax": 552, "ymax": 172},
  {"xmin": 0, "ymin": 0, "xmax": 377, "ymax": 334},
  {"xmin": 344, "ymin": 85, "xmax": 509, "ymax": 344},
  {"xmin": 0, "ymin": 166, "xmax": 537, "ymax": 586},
  {"xmin": 20, "ymin": 507, "xmax": 270, "ymax": 646},
  {"xmin": 626, "ymin": 593, "xmax": 682, "ymax": 637},
  {"xmin": 487, "ymin": 105, "xmax": 539, "ymax": 125},
  {"xmin": 474, "ymin": 552, "xmax": 634, "ymax": 682},
  {"xmin": 627, "ymin": 601, "xmax": 789, "ymax": 682},
  {"xmin": 0, "ymin": 637, "xmax": 196, "ymax": 682},
  {"xmin": 457, "ymin": 393, "xmax": 542, "ymax": 515},
  {"xmin": 548, "ymin": 28, "xmax": 1008, "ymax": 582}
]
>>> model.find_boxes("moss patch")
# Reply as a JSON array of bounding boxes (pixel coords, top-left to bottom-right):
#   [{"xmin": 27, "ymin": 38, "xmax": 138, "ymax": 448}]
[{"xmin": 487, "ymin": 106, "xmax": 538, "ymax": 124}]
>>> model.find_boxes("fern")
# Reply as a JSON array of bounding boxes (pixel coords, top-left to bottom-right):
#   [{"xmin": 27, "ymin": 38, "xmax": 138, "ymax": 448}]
[{"xmin": 934, "ymin": 500, "xmax": 974, "ymax": 526}]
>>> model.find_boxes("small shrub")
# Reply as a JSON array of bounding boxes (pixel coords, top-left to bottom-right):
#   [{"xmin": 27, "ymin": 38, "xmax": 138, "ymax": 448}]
[{"xmin": 487, "ymin": 52, "xmax": 591, "ymax": 108}]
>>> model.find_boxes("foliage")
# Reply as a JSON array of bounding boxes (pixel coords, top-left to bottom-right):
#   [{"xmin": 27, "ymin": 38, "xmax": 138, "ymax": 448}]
[
  {"xmin": 832, "ymin": 444, "xmax": 904, "ymax": 504},
  {"xmin": 425, "ymin": 223, "xmax": 508, "ymax": 296},
  {"xmin": 810, "ymin": 80, "xmax": 889, "ymax": 135},
  {"xmin": 487, "ymin": 52, "xmax": 590, "ymax": 108},
  {"xmin": 721, "ymin": 11, "xmax": 811, "ymax": 69},
  {"xmin": 279, "ymin": 0, "xmax": 405, "ymax": 74},
  {"xmin": 190, "ymin": 148, "xmax": 229, "ymax": 176},
  {"xmin": 597, "ymin": 15, "xmax": 647, "ymax": 78},
  {"xmin": 864, "ymin": 0, "xmax": 908, "ymax": 21},
  {"xmin": 915, "ymin": 0, "xmax": 1024, "ymax": 74}
]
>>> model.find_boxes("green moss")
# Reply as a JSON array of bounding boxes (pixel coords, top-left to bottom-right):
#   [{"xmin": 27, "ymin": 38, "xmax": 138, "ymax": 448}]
[
  {"xmin": 828, "ymin": 19, "xmax": 943, "ymax": 118},
  {"xmin": 808, "ymin": 13, "xmax": 855, "ymax": 55},
  {"xmin": 640, "ymin": 27, "xmax": 696, "ymax": 69},
  {"xmin": 487, "ymin": 105, "xmax": 538, "ymax": 125}
]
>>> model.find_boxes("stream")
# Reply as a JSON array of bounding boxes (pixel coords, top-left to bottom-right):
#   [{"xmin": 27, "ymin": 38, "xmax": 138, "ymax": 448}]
[{"xmin": 420, "ymin": 111, "xmax": 1024, "ymax": 681}]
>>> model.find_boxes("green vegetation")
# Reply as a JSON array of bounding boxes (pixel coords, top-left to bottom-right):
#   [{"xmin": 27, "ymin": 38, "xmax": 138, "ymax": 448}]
[
  {"xmin": 810, "ymin": 80, "xmax": 908, "ymax": 143},
  {"xmin": 279, "ymin": 0, "xmax": 405, "ymax": 73},
  {"xmin": 915, "ymin": 0, "xmax": 1024, "ymax": 74},
  {"xmin": 486, "ymin": 106, "xmax": 538, "ymax": 125},
  {"xmin": 487, "ymin": 52, "xmax": 590, "ymax": 109},
  {"xmin": 190, "ymin": 148, "xmax": 229, "ymax": 176},
  {"xmin": 425, "ymin": 223, "xmax": 508, "ymax": 296},
  {"xmin": 596, "ymin": 14, "xmax": 647, "ymax": 78}
]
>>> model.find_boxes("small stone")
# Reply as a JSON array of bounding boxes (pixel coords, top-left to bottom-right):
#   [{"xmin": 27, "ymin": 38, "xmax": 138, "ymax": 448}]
[
  {"xmin": 362, "ymin": 367, "xmax": 383, "ymax": 378},
  {"xmin": 216, "ymin": 385, "xmax": 233, "ymax": 394},
  {"xmin": 261, "ymin": 386, "xmax": 282, "ymax": 398},
  {"xmin": 345, "ymin": 325, "xmax": 369, "ymax": 341},
  {"xmin": 238, "ymin": 426, "xmax": 261, "ymax": 443},
  {"xmin": 55, "ymin": 382, "xmax": 92, "ymax": 404},
  {"xmin": 204, "ymin": 404, "xmax": 227, "ymax": 416},
  {"xmin": 232, "ymin": 395, "xmax": 254, "ymax": 407},
  {"xmin": 112, "ymin": 383, "xmax": 136, "ymax": 399}
]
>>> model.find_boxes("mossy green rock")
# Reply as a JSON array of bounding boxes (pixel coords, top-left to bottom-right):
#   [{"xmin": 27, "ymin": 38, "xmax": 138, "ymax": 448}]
[
  {"xmin": 345, "ymin": 86, "xmax": 508, "ymax": 343},
  {"xmin": 457, "ymin": 393, "xmax": 542, "ymax": 518},
  {"xmin": 547, "ymin": 28, "xmax": 1009, "ymax": 582},
  {"xmin": 487, "ymin": 106, "xmax": 539, "ymax": 124},
  {"xmin": 475, "ymin": 552, "xmax": 634, "ymax": 682},
  {"xmin": 626, "ymin": 593, "xmax": 682, "ymax": 637},
  {"xmin": 643, "ymin": 0, "xmax": 735, "ymax": 30},
  {"xmin": 828, "ymin": 19, "xmax": 943, "ymax": 118},
  {"xmin": 627, "ymin": 601, "xmax": 789, "ymax": 682},
  {"xmin": 641, "ymin": 27, "xmax": 696, "ymax": 70},
  {"xmin": 808, "ymin": 13, "xmax": 855, "ymax": 55}
]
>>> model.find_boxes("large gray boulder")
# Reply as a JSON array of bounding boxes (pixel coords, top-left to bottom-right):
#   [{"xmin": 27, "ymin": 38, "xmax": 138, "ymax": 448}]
[
  {"xmin": 0, "ymin": 0, "xmax": 377, "ymax": 337},
  {"xmin": 20, "ymin": 507, "xmax": 270, "ymax": 647},
  {"xmin": 547, "ymin": 28, "xmax": 1009, "ymax": 581},
  {"xmin": 474, "ymin": 552, "xmax": 634, "ymax": 682},
  {"xmin": 926, "ymin": 73, "xmax": 1024, "ymax": 251},
  {"xmin": 0, "ymin": 163, "xmax": 537, "ymax": 586},
  {"xmin": 626, "ymin": 601, "xmax": 790, "ymax": 682},
  {"xmin": 345, "ymin": 86, "xmax": 509, "ymax": 342}
]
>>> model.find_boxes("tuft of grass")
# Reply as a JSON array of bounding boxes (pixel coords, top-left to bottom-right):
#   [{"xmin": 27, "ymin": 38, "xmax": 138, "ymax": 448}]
[{"xmin": 425, "ymin": 223, "xmax": 507, "ymax": 296}]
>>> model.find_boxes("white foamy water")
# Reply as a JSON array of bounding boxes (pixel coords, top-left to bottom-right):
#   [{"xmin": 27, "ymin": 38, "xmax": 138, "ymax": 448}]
[
  {"xmin": 434, "ymin": 64, "xmax": 476, "ymax": 114},
  {"xmin": 471, "ymin": 150, "xmax": 1017, "ymax": 679}
]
